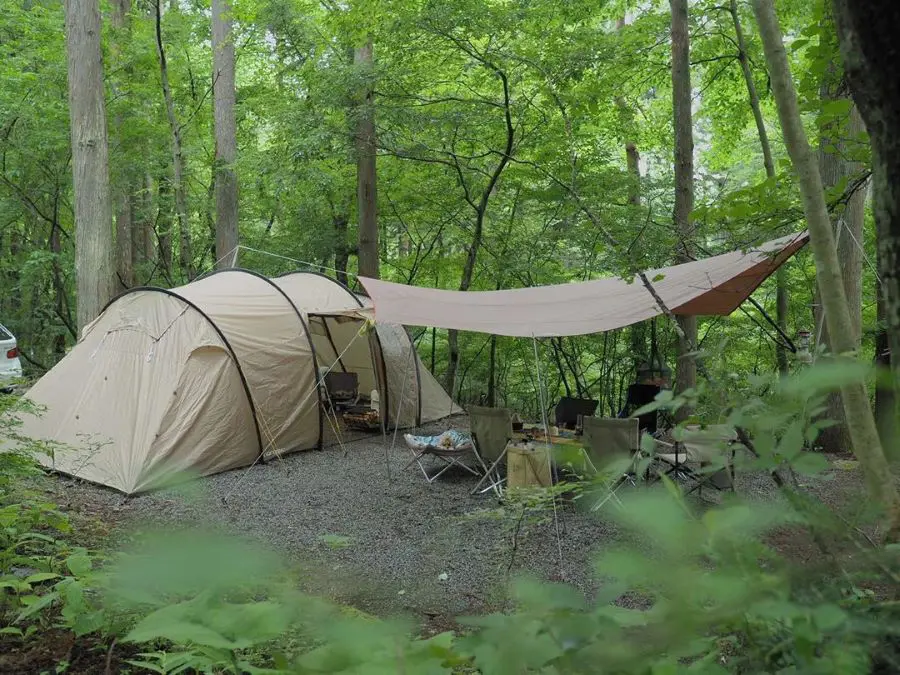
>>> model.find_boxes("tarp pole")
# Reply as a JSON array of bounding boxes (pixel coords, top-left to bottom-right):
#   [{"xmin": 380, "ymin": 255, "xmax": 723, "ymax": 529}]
[
  {"xmin": 532, "ymin": 335, "xmax": 565, "ymax": 575},
  {"xmin": 387, "ymin": 339, "xmax": 416, "ymax": 480}
]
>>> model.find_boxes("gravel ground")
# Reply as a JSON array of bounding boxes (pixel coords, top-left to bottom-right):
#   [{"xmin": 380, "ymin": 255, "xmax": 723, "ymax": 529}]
[{"xmin": 47, "ymin": 417, "xmax": 868, "ymax": 630}]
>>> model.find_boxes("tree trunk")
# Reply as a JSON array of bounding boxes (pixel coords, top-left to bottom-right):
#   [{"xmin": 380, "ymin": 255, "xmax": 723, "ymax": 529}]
[
  {"xmin": 830, "ymin": 1, "xmax": 900, "ymax": 460},
  {"xmin": 212, "ymin": 0, "xmax": 238, "ymax": 268},
  {"xmin": 157, "ymin": 175, "xmax": 173, "ymax": 279},
  {"xmin": 814, "ymin": 73, "xmax": 867, "ymax": 453},
  {"xmin": 64, "ymin": 0, "xmax": 114, "ymax": 333},
  {"xmin": 135, "ymin": 173, "xmax": 156, "ymax": 267},
  {"xmin": 156, "ymin": 0, "xmax": 193, "ymax": 281},
  {"xmin": 444, "ymin": 62, "xmax": 515, "ymax": 397},
  {"xmin": 729, "ymin": 0, "xmax": 789, "ymax": 375},
  {"xmin": 487, "ymin": 333, "xmax": 497, "ymax": 407},
  {"xmin": 753, "ymin": 0, "xmax": 900, "ymax": 538},
  {"xmin": 114, "ymin": 193, "xmax": 133, "ymax": 290},
  {"xmin": 111, "ymin": 0, "xmax": 133, "ymax": 292},
  {"xmin": 670, "ymin": 0, "xmax": 697, "ymax": 419},
  {"xmin": 333, "ymin": 214, "xmax": 350, "ymax": 286},
  {"xmin": 355, "ymin": 39, "xmax": 379, "ymax": 279},
  {"xmin": 875, "ymin": 280, "xmax": 896, "ymax": 453},
  {"xmin": 49, "ymin": 221, "xmax": 68, "ymax": 358}
]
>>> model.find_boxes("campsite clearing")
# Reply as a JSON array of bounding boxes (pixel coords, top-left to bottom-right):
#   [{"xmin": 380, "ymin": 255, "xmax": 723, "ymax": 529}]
[{"xmin": 44, "ymin": 415, "xmax": 866, "ymax": 632}]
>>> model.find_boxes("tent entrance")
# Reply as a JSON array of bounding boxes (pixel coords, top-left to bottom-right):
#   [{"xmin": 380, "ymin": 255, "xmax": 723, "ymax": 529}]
[{"xmin": 307, "ymin": 314, "xmax": 381, "ymax": 448}]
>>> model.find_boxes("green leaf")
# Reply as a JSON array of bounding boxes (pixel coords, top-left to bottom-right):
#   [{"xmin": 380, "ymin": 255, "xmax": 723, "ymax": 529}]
[
  {"xmin": 791, "ymin": 452, "xmax": 829, "ymax": 476},
  {"xmin": 15, "ymin": 591, "xmax": 58, "ymax": 622},
  {"xmin": 66, "ymin": 553, "xmax": 92, "ymax": 577},
  {"xmin": 126, "ymin": 616, "xmax": 238, "ymax": 650},
  {"xmin": 812, "ymin": 603, "xmax": 846, "ymax": 631},
  {"xmin": 777, "ymin": 420, "xmax": 805, "ymax": 460},
  {"xmin": 24, "ymin": 572, "xmax": 60, "ymax": 585},
  {"xmin": 821, "ymin": 99, "xmax": 853, "ymax": 117},
  {"xmin": 779, "ymin": 361, "xmax": 871, "ymax": 399}
]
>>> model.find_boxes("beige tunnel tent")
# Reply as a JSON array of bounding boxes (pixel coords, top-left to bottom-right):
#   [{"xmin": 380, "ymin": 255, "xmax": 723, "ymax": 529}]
[{"xmin": 16, "ymin": 270, "xmax": 461, "ymax": 495}]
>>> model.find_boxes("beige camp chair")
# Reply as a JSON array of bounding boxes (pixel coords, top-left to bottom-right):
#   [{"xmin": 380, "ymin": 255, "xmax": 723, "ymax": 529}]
[
  {"xmin": 580, "ymin": 416, "xmax": 641, "ymax": 511},
  {"xmin": 468, "ymin": 406, "xmax": 514, "ymax": 498},
  {"xmin": 654, "ymin": 424, "xmax": 738, "ymax": 497}
]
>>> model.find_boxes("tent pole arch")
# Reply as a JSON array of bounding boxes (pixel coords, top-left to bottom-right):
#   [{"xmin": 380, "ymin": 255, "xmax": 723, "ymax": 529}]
[
  {"xmin": 193, "ymin": 268, "xmax": 327, "ymax": 451},
  {"xmin": 99, "ymin": 286, "xmax": 264, "ymax": 458},
  {"xmin": 275, "ymin": 270, "xmax": 394, "ymax": 429}
]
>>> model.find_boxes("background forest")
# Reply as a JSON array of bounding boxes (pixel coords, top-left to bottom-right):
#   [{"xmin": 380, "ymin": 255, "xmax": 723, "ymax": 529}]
[
  {"xmin": 5, "ymin": 0, "xmax": 900, "ymax": 672},
  {"xmin": 0, "ymin": 0, "xmax": 879, "ymax": 453}
]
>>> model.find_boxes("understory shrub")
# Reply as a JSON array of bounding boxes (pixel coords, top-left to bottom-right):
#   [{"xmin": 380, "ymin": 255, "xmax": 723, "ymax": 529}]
[{"xmin": 0, "ymin": 365, "xmax": 898, "ymax": 673}]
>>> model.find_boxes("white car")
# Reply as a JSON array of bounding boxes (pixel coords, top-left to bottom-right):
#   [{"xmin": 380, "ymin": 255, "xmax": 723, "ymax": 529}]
[{"xmin": 0, "ymin": 323, "xmax": 23, "ymax": 391}]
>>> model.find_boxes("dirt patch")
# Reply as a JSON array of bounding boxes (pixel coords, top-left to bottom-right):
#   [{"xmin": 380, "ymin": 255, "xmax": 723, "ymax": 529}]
[{"xmin": 0, "ymin": 630, "xmax": 138, "ymax": 675}]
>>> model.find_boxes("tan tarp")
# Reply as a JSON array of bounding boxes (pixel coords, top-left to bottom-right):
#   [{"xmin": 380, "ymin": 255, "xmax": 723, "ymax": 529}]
[
  {"xmin": 15, "ymin": 270, "xmax": 458, "ymax": 494},
  {"xmin": 358, "ymin": 231, "xmax": 809, "ymax": 337}
]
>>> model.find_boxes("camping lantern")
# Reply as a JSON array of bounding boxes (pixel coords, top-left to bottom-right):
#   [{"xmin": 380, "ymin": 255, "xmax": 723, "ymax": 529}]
[
  {"xmin": 636, "ymin": 319, "xmax": 671, "ymax": 387},
  {"xmin": 795, "ymin": 328, "xmax": 813, "ymax": 364},
  {"xmin": 636, "ymin": 356, "xmax": 671, "ymax": 387}
]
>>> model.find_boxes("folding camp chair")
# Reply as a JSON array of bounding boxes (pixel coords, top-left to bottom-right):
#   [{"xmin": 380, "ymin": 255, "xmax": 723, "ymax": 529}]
[
  {"xmin": 403, "ymin": 430, "xmax": 482, "ymax": 483},
  {"xmin": 653, "ymin": 424, "xmax": 738, "ymax": 498},
  {"xmin": 467, "ymin": 406, "xmax": 514, "ymax": 498},
  {"xmin": 580, "ymin": 416, "xmax": 641, "ymax": 511}
]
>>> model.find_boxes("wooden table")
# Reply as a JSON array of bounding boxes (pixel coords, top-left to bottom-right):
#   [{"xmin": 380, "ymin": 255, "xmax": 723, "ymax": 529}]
[
  {"xmin": 507, "ymin": 430, "xmax": 587, "ymax": 488},
  {"xmin": 512, "ymin": 431, "xmax": 584, "ymax": 449}
]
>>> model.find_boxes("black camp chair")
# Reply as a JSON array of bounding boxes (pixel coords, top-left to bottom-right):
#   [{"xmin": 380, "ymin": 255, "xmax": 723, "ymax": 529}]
[
  {"xmin": 322, "ymin": 371, "xmax": 359, "ymax": 413},
  {"xmin": 554, "ymin": 397, "xmax": 599, "ymax": 430},
  {"xmin": 619, "ymin": 383, "xmax": 661, "ymax": 433}
]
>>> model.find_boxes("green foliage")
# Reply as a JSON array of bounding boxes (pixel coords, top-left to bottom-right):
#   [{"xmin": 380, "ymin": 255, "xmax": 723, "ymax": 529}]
[{"xmin": 2, "ymin": 364, "xmax": 900, "ymax": 672}]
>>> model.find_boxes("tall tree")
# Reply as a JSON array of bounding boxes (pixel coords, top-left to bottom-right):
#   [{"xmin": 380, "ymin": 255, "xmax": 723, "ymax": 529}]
[
  {"xmin": 728, "ymin": 0, "xmax": 789, "ymax": 376},
  {"xmin": 830, "ymin": 0, "xmax": 900, "ymax": 460},
  {"xmin": 752, "ymin": 0, "xmax": 900, "ymax": 538},
  {"xmin": 813, "ymin": 47, "xmax": 867, "ymax": 453},
  {"xmin": 64, "ymin": 0, "xmax": 114, "ymax": 332},
  {"xmin": 212, "ymin": 0, "xmax": 238, "ymax": 268},
  {"xmin": 111, "ymin": 0, "xmax": 133, "ymax": 291},
  {"xmin": 670, "ymin": 0, "xmax": 697, "ymax": 419},
  {"xmin": 155, "ymin": 0, "xmax": 193, "ymax": 280},
  {"xmin": 616, "ymin": 18, "xmax": 648, "ymax": 374},
  {"xmin": 355, "ymin": 39, "xmax": 379, "ymax": 279}
]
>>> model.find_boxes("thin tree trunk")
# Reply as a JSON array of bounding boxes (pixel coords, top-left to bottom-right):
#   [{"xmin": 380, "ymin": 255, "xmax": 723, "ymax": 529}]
[
  {"xmin": 814, "ymin": 72, "xmax": 867, "ymax": 453},
  {"xmin": 137, "ymin": 173, "xmax": 156, "ymax": 266},
  {"xmin": 212, "ymin": 0, "xmax": 238, "ymax": 268},
  {"xmin": 333, "ymin": 214, "xmax": 350, "ymax": 286},
  {"xmin": 111, "ymin": 0, "xmax": 133, "ymax": 292},
  {"xmin": 65, "ymin": 0, "xmax": 114, "ymax": 332},
  {"xmin": 155, "ymin": 0, "xmax": 193, "ymax": 281},
  {"xmin": 355, "ymin": 39, "xmax": 378, "ymax": 279},
  {"xmin": 618, "ymin": 16, "xmax": 649, "ymax": 372},
  {"xmin": 670, "ymin": 0, "xmax": 697, "ymax": 419},
  {"xmin": 157, "ymin": 175, "xmax": 173, "ymax": 278},
  {"xmin": 49, "ymin": 220, "xmax": 68, "ymax": 358},
  {"xmin": 875, "ymin": 280, "xmax": 896, "ymax": 452},
  {"xmin": 487, "ymin": 333, "xmax": 497, "ymax": 407},
  {"xmin": 444, "ymin": 64, "xmax": 515, "ymax": 396},
  {"xmin": 729, "ymin": 0, "xmax": 789, "ymax": 375},
  {"xmin": 753, "ymin": 0, "xmax": 900, "ymax": 538},
  {"xmin": 114, "ymin": 194, "xmax": 133, "ymax": 290}
]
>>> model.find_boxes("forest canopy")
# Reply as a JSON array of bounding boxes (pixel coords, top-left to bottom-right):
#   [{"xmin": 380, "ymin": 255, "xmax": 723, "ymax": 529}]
[{"xmin": 0, "ymin": 0, "xmax": 880, "ymax": 432}]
